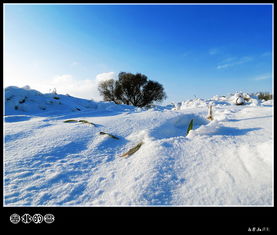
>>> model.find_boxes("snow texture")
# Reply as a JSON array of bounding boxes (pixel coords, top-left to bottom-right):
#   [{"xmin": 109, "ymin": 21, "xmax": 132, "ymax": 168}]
[{"xmin": 4, "ymin": 86, "xmax": 273, "ymax": 206}]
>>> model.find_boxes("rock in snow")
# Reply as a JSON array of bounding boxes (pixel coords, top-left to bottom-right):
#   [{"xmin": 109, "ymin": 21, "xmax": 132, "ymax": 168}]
[{"xmin": 4, "ymin": 86, "xmax": 273, "ymax": 206}]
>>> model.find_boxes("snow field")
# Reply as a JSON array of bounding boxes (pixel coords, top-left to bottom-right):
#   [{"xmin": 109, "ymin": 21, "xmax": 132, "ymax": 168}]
[{"xmin": 4, "ymin": 87, "xmax": 273, "ymax": 206}]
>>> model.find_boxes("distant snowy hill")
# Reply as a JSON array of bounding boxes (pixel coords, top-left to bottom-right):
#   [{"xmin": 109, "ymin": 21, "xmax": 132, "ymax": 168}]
[
  {"xmin": 4, "ymin": 86, "xmax": 273, "ymax": 206},
  {"xmin": 4, "ymin": 86, "xmax": 136, "ymax": 116}
]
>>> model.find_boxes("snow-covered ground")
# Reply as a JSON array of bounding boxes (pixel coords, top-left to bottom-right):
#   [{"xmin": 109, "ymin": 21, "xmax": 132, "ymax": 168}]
[{"xmin": 4, "ymin": 86, "xmax": 273, "ymax": 206}]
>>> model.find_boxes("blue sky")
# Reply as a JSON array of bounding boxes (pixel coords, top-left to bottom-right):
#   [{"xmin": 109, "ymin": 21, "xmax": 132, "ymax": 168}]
[{"xmin": 4, "ymin": 4, "xmax": 273, "ymax": 103}]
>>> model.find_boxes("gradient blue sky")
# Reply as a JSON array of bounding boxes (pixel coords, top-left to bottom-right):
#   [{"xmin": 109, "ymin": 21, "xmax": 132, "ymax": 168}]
[{"xmin": 4, "ymin": 4, "xmax": 273, "ymax": 103}]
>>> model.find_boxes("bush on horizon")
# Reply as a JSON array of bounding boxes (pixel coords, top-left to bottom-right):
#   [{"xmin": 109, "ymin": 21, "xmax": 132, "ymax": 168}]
[{"xmin": 98, "ymin": 72, "xmax": 167, "ymax": 107}]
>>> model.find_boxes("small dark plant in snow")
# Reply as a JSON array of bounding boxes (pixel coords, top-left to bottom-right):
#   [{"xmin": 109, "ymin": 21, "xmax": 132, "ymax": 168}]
[
  {"xmin": 257, "ymin": 92, "xmax": 272, "ymax": 101},
  {"xmin": 19, "ymin": 96, "xmax": 28, "ymax": 104},
  {"xmin": 78, "ymin": 120, "xmax": 96, "ymax": 126},
  {"xmin": 120, "ymin": 142, "xmax": 144, "ymax": 158},
  {"xmin": 186, "ymin": 119, "xmax": 194, "ymax": 136},
  {"xmin": 99, "ymin": 131, "xmax": 119, "ymax": 140},
  {"xmin": 64, "ymin": 119, "xmax": 78, "ymax": 123},
  {"xmin": 63, "ymin": 119, "xmax": 97, "ymax": 126}
]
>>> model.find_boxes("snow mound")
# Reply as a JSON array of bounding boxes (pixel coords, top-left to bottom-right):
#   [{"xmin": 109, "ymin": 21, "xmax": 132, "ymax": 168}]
[
  {"xmin": 150, "ymin": 114, "xmax": 209, "ymax": 139},
  {"xmin": 4, "ymin": 86, "xmax": 136, "ymax": 116},
  {"xmin": 173, "ymin": 96, "xmax": 230, "ymax": 110},
  {"xmin": 261, "ymin": 99, "xmax": 273, "ymax": 106},
  {"xmin": 173, "ymin": 92, "xmax": 269, "ymax": 110}
]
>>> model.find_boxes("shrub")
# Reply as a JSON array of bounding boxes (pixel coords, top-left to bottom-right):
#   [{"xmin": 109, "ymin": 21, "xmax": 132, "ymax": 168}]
[
  {"xmin": 257, "ymin": 92, "xmax": 272, "ymax": 101},
  {"xmin": 98, "ymin": 72, "xmax": 167, "ymax": 107}
]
